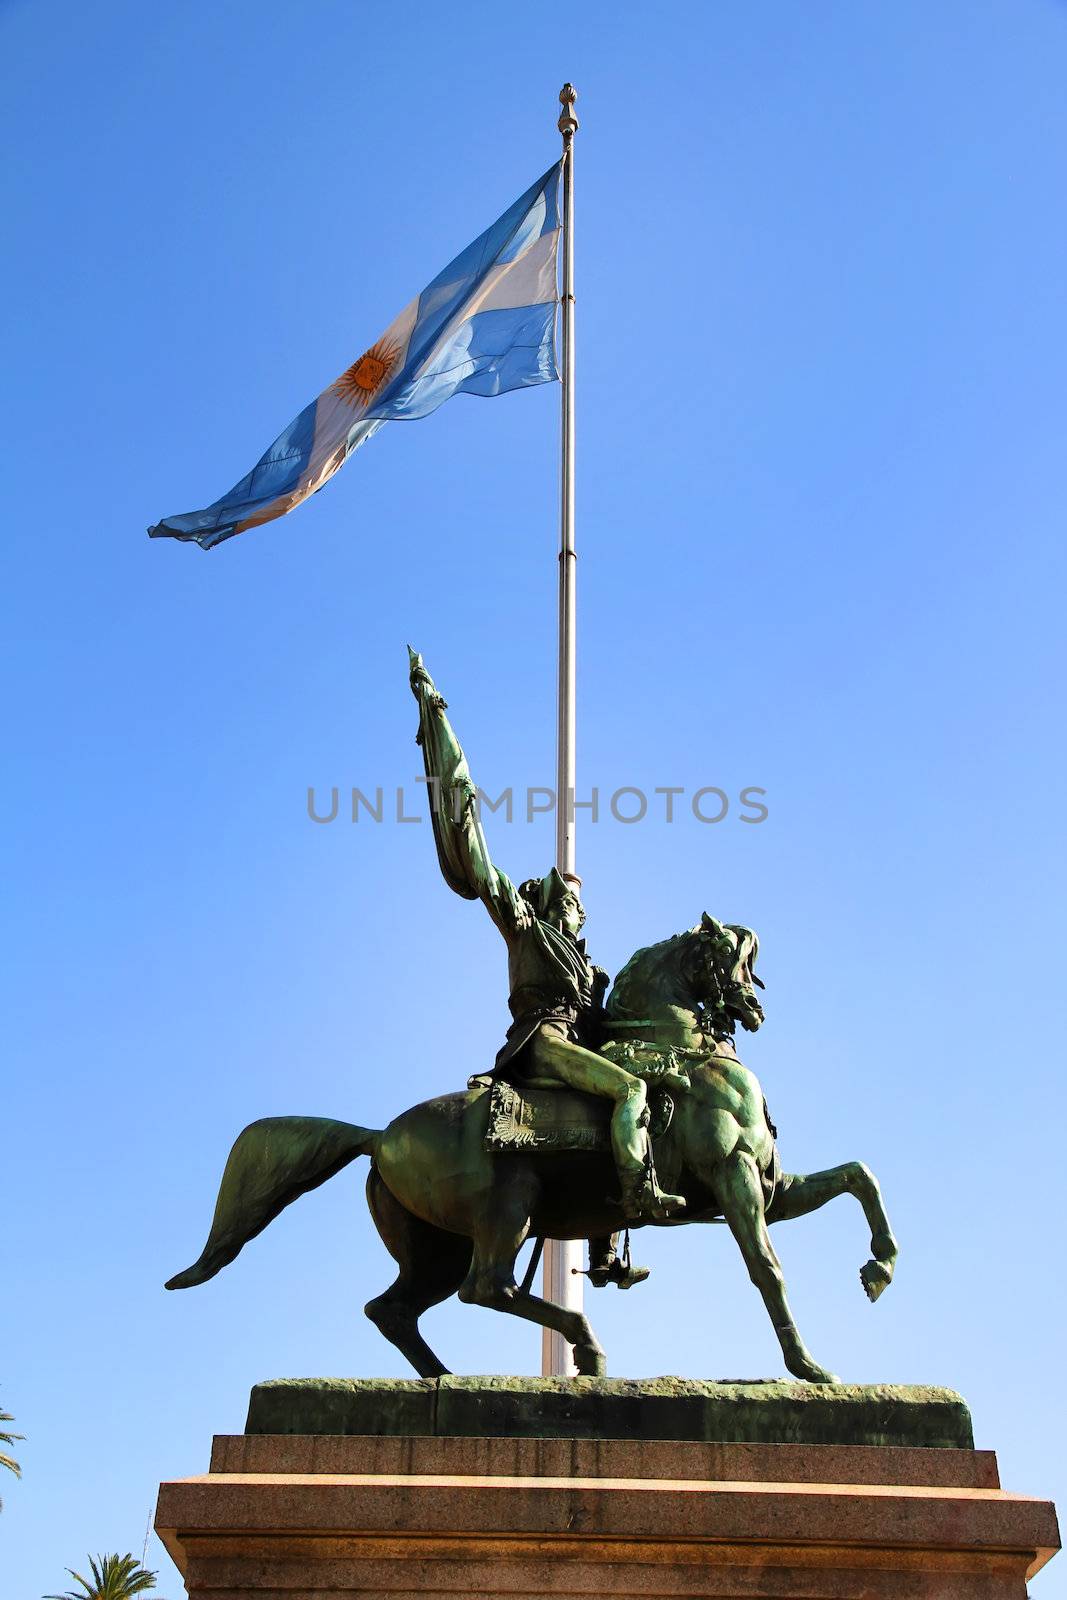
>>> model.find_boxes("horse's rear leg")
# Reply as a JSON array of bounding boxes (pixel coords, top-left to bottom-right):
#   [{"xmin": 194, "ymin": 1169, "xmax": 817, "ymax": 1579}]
[
  {"xmin": 768, "ymin": 1162, "xmax": 899, "ymax": 1302},
  {"xmin": 458, "ymin": 1179, "xmax": 607, "ymax": 1377},
  {"xmin": 718, "ymin": 1151, "xmax": 838, "ymax": 1385},
  {"xmin": 365, "ymin": 1166, "xmax": 471, "ymax": 1378}
]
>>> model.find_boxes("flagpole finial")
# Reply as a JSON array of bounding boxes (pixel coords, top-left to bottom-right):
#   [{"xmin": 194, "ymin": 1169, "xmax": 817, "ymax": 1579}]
[{"xmin": 558, "ymin": 83, "xmax": 579, "ymax": 143}]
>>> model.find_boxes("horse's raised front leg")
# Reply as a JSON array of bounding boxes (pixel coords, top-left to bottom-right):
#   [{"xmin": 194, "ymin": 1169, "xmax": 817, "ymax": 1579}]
[
  {"xmin": 458, "ymin": 1183, "xmax": 607, "ymax": 1376},
  {"xmin": 717, "ymin": 1151, "xmax": 838, "ymax": 1384},
  {"xmin": 768, "ymin": 1162, "xmax": 899, "ymax": 1302}
]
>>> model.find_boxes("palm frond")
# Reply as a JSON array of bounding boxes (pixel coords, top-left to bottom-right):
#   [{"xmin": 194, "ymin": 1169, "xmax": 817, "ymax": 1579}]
[
  {"xmin": 44, "ymin": 1551, "xmax": 162, "ymax": 1600},
  {"xmin": 0, "ymin": 1395, "xmax": 23, "ymax": 1493},
  {"xmin": 43, "ymin": 1569, "xmax": 90, "ymax": 1600}
]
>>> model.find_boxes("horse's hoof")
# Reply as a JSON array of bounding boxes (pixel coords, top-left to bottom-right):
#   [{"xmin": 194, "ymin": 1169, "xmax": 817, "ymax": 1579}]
[
  {"xmin": 573, "ymin": 1342, "xmax": 607, "ymax": 1377},
  {"xmin": 861, "ymin": 1260, "xmax": 893, "ymax": 1302}
]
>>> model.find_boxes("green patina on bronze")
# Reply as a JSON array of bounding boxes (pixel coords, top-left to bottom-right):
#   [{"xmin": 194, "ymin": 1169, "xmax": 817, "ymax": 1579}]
[
  {"xmin": 166, "ymin": 652, "xmax": 901, "ymax": 1387},
  {"xmin": 245, "ymin": 1378, "xmax": 973, "ymax": 1450}
]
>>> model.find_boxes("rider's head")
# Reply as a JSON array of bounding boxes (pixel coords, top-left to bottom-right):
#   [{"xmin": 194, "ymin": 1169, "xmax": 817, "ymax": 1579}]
[{"xmin": 520, "ymin": 866, "xmax": 586, "ymax": 938}]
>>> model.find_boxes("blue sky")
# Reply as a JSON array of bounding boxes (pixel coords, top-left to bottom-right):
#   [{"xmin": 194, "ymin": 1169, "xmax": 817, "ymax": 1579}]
[{"xmin": 3, "ymin": 1, "xmax": 1066, "ymax": 1593}]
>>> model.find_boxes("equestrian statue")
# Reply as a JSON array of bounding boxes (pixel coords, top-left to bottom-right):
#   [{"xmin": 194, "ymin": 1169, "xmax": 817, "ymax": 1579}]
[{"xmin": 166, "ymin": 654, "xmax": 899, "ymax": 1382}]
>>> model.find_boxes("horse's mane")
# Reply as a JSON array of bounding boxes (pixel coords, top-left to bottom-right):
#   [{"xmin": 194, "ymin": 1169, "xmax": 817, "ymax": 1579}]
[{"xmin": 605, "ymin": 929, "xmax": 699, "ymax": 1020}]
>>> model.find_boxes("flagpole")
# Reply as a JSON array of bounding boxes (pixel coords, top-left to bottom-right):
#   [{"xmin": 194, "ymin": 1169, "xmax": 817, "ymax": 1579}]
[{"xmin": 543, "ymin": 81, "xmax": 582, "ymax": 1378}]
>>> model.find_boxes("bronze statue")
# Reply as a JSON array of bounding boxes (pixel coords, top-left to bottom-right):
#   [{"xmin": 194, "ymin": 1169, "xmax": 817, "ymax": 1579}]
[{"xmin": 165, "ymin": 655, "xmax": 899, "ymax": 1381}]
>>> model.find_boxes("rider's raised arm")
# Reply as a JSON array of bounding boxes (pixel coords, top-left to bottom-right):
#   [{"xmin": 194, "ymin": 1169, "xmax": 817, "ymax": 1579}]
[{"xmin": 408, "ymin": 649, "xmax": 530, "ymax": 940}]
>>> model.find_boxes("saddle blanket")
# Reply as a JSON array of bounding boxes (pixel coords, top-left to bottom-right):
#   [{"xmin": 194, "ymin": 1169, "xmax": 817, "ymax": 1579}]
[{"xmin": 484, "ymin": 1079, "xmax": 672, "ymax": 1156}]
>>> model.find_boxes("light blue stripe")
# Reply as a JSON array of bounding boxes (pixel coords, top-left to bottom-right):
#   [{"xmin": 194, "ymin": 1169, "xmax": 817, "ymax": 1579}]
[
  {"xmin": 362, "ymin": 164, "xmax": 560, "ymax": 422},
  {"xmin": 381, "ymin": 303, "xmax": 557, "ymax": 418}
]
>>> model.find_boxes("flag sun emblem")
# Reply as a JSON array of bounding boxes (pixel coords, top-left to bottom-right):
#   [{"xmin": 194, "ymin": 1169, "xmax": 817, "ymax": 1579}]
[{"xmin": 330, "ymin": 338, "xmax": 402, "ymax": 410}]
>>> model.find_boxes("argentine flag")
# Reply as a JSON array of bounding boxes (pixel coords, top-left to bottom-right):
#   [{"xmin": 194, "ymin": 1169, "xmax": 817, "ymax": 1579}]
[{"xmin": 149, "ymin": 166, "xmax": 561, "ymax": 550}]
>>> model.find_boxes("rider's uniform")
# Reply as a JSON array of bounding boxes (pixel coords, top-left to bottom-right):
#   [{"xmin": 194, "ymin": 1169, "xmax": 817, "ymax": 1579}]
[
  {"xmin": 410, "ymin": 663, "xmax": 604, "ymax": 1078},
  {"xmin": 493, "ymin": 890, "xmax": 602, "ymax": 1077}
]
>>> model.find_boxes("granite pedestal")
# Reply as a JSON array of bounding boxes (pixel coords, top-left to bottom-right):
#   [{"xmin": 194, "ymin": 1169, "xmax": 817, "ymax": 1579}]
[{"xmin": 155, "ymin": 1379, "xmax": 1059, "ymax": 1599}]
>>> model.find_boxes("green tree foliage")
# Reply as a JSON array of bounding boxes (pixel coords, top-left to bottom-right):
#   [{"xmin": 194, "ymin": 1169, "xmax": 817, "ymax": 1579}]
[{"xmin": 44, "ymin": 1553, "xmax": 162, "ymax": 1600}]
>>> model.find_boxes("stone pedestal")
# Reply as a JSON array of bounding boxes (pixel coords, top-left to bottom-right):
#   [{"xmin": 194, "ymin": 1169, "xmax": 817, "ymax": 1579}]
[{"xmin": 155, "ymin": 1381, "xmax": 1059, "ymax": 1598}]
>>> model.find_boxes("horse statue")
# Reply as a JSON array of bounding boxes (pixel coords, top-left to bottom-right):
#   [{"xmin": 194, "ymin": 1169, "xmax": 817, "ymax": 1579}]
[{"xmin": 166, "ymin": 912, "xmax": 898, "ymax": 1382}]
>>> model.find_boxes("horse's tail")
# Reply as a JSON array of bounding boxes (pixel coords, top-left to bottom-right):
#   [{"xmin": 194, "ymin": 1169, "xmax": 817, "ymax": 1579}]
[{"xmin": 165, "ymin": 1116, "xmax": 380, "ymax": 1290}]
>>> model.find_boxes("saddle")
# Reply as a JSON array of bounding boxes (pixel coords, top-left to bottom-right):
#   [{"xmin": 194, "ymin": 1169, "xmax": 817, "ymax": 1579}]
[{"xmin": 483, "ymin": 1078, "xmax": 675, "ymax": 1156}]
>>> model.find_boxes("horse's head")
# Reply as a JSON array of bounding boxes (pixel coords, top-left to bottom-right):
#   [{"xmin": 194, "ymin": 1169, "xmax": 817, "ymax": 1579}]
[{"xmin": 687, "ymin": 912, "xmax": 766, "ymax": 1035}]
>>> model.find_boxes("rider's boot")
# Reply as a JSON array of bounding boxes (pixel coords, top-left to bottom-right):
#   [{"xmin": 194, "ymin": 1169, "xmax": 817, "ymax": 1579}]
[
  {"xmin": 587, "ymin": 1234, "xmax": 651, "ymax": 1290},
  {"xmin": 592, "ymin": 1257, "xmax": 651, "ymax": 1289},
  {"xmin": 620, "ymin": 1170, "xmax": 687, "ymax": 1222},
  {"xmin": 618, "ymin": 1136, "xmax": 687, "ymax": 1222},
  {"xmin": 610, "ymin": 1087, "xmax": 686, "ymax": 1223}
]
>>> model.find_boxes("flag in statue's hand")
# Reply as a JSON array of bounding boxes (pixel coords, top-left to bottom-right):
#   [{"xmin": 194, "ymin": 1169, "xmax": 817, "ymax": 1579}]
[{"xmin": 148, "ymin": 166, "xmax": 561, "ymax": 550}]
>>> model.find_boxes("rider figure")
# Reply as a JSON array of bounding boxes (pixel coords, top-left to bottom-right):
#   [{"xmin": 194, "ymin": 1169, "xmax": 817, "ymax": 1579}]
[{"xmin": 410, "ymin": 651, "xmax": 685, "ymax": 1223}]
